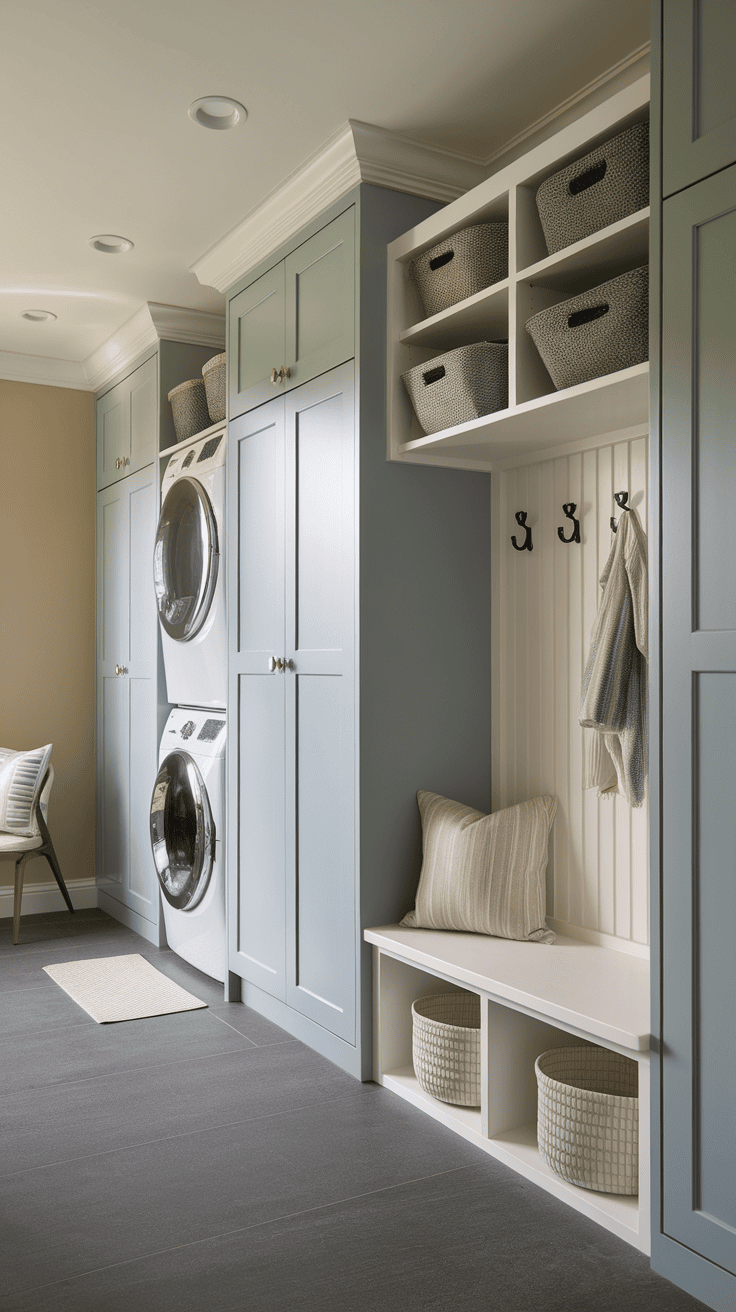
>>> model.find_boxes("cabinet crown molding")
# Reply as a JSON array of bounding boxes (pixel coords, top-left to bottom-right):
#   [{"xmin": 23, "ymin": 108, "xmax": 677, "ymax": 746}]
[
  {"xmin": 83, "ymin": 303, "xmax": 226, "ymax": 392},
  {"xmin": 191, "ymin": 120, "xmax": 487, "ymax": 294}
]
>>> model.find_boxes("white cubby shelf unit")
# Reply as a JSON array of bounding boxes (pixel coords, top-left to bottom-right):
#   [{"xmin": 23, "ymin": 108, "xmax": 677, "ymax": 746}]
[
  {"xmin": 387, "ymin": 74, "xmax": 650, "ymax": 472},
  {"xmin": 366, "ymin": 925, "xmax": 650, "ymax": 1253}
]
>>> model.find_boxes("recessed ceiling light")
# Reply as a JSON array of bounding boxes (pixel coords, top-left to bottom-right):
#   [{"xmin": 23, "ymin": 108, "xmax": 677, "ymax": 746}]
[
  {"xmin": 188, "ymin": 96, "xmax": 247, "ymax": 131},
  {"xmin": 21, "ymin": 309, "xmax": 57, "ymax": 322},
  {"xmin": 89, "ymin": 234, "xmax": 134, "ymax": 254}
]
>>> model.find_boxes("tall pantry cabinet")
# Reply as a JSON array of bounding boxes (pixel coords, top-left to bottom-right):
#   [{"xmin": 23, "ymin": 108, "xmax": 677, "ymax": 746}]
[
  {"xmin": 651, "ymin": 3, "xmax": 736, "ymax": 1309},
  {"xmin": 227, "ymin": 186, "xmax": 494, "ymax": 1078},
  {"xmin": 95, "ymin": 335, "xmax": 224, "ymax": 943}
]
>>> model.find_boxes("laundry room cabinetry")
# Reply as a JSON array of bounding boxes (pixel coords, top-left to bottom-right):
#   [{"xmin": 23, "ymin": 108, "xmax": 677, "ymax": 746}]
[
  {"xmin": 95, "ymin": 333, "xmax": 225, "ymax": 943},
  {"xmin": 227, "ymin": 185, "xmax": 493, "ymax": 1078},
  {"xmin": 661, "ymin": 0, "xmax": 736, "ymax": 197},
  {"xmin": 228, "ymin": 207, "xmax": 354, "ymax": 418}
]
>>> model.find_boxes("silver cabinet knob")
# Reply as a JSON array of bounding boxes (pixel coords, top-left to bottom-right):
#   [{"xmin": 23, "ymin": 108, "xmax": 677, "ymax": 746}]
[
  {"xmin": 115, "ymin": 458, "xmax": 121, "ymax": 469},
  {"xmin": 270, "ymin": 366, "xmax": 292, "ymax": 385},
  {"xmin": 114, "ymin": 664, "xmax": 128, "ymax": 676},
  {"xmin": 284, "ymin": 658, "xmax": 295, "ymax": 672},
  {"xmin": 268, "ymin": 656, "xmax": 285, "ymax": 672}
]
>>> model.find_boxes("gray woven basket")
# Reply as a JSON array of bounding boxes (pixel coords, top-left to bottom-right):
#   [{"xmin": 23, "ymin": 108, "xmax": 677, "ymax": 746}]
[
  {"xmin": 536, "ymin": 120, "xmax": 649, "ymax": 255},
  {"xmin": 402, "ymin": 341, "xmax": 508, "ymax": 435},
  {"xmin": 168, "ymin": 378, "xmax": 211, "ymax": 442},
  {"xmin": 536, "ymin": 1046, "xmax": 639, "ymax": 1195},
  {"xmin": 412, "ymin": 992, "xmax": 481, "ymax": 1107},
  {"xmin": 202, "ymin": 352, "xmax": 226, "ymax": 423},
  {"xmin": 525, "ymin": 264, "xmax": 648, "ymax": 391},
  {"xmin": 409, "ymin": 222, "xmax": 508, "ymax": 318}
]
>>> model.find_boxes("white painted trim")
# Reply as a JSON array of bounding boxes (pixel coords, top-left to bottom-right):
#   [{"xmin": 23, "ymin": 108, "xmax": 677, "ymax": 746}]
[
  {"xmin": 191, "ymin": 120, "xmax": 487, "ymax": 294},
  {"xmin": 547, "ymin": 918, "xmax": 650, "ymax": 960},
  {"xmin": 83, "ymin": 302, "xmax": 226, "ymax": 392},
  {"xmin": 0, "ymin": 876, "xmax": 97, "ymax": 919},
  {"xmin": 0, "ymin": 350, "xmax": 90, "ymax": 390}
]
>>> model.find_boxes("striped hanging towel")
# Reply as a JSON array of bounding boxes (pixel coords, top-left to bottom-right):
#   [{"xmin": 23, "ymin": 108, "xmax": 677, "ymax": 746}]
[{"xmin": 579, "ymin": 508, "xmax": 648, "ymax": 807}]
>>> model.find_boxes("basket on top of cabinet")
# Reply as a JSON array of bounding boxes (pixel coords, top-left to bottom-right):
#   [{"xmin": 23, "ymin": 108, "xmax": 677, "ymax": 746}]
[
  {"xmin": 409, "ymin": 222, "xmax": 508, "ymax": 319},
  {"xmin": 525, "ymin": 265, "xmax": 649, "ymax": 392},
  {"xmin": 402, "ymin": 341, "xmax": 508, "ymax": 435},
  {"xmin": 535, "ymin": 120, "xmax": 649, "ymax": 256}
]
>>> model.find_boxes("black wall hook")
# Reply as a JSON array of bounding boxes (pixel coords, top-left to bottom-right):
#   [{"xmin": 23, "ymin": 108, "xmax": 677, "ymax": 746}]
[
  {"xmin": 610, "ymin": 490, "xmax": 630, "ymax": 532},
  {"xmin": 557, "ymin": 502, "xmax": 580, "ymax": 544},
  {"xmin": 511, "ymin": 510, "xmax": 533, "ymax": 552}
]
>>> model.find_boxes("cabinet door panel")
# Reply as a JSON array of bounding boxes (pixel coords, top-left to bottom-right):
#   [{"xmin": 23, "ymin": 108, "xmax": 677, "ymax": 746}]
[
  {"xmin": 284, "ymin": 208, "xmax": 354, "ymax": 390},
  {"xmin": 98, "ymin": 486, "xmax": 128, "ymax": 667},
  {"xmin": 234, "ymin": 404, "xmax": 285, "ymax": 665},
  {"xmin": 229, "ymin": 264, "xmax": 285, "ymax": 418},
  {"xmin": 661, "ymin": 163, "xmax": 736, "ymax": 1275},
  {"xmin": 97, "ymin": 378, "xmax": 130, "ymax": 490},
  {"xmin": 663, "ymin": 0, "xmax": 736, "ymax": 194},
  {"xmin": 284, "ymin": 365, "xmax": 355, "ymax": 1041},
  {"xmin": 129, "ymin": 355, "xmax": 157, "ymax": 473},
  {"xmin": 98, "ymin": 675, "xmax": 129, "ymax": 895},
  {"xmin": 127, "ymin": 673, "xmax": 158, "ymax": 919}
]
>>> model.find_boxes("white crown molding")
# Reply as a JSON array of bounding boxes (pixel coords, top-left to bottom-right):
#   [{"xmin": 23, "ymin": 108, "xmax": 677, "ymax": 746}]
[
  {"xmin": 0, "ymin": 350, "xmax": 91, "ymax": 390},
  {"xmin": 482, "ymin": 42, "xmax": 651, "ymax": 172},
  {"xmin": 82, "ymin": 302, "xmax": 225, "ymax": 392},
  {"xmin": 191, "ymin": 121, "xmax": 487, "ymax": 293}
]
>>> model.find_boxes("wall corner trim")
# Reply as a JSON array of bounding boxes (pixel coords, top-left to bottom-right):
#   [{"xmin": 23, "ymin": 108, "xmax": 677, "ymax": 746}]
[
  {"xmin": 190, "ymin": 120, "xmax": 487, "ymax": 294},
  {"xmin": 82, "ymin": 303, "xmax": 226, "ymax": 393}
]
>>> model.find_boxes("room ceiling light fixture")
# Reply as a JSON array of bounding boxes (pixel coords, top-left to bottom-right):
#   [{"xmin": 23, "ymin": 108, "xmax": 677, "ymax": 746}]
[
  {"xmin": 89, "ymin": 235, "xmax": 135, "ymax": 254},
  {"xmin": 21, "ymin": 309, "xmax": 57, "ymax": 322},
  {"xmin": 188, "ymin": 96, "xmax": 247, "ymax": 131}
]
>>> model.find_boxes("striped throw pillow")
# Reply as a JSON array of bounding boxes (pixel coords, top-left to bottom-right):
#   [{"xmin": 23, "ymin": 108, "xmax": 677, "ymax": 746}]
[
  {"xmin": 401, "ymin": 791, "xmax": 557, "ymax": 943},
  {"xmin": 0, "ymin": 744, "xmax": 53, "ymax": 836}
]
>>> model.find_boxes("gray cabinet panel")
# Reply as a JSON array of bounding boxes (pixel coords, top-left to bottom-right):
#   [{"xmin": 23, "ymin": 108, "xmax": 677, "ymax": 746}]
[
  {"xmin": 99, "ymin": 675, "xmax": 128, "ymax": 896},
  {"xmin": 229, "ymin": 264, "xmax": 285, "ymax": 418},
  {"xmin": 96, "ymin": 353, "xmax": 157, "ymax": 490},
  {"xmin": 97, "ymin": 381, "xmax": 129, "ymax": 492},
  {"xmin": 284, "ymin": 209, "xmax": 355, "ymax": 389},
  {"xmin": 660, "ymin": 162, "xmax": 736, "ymax": 1279},
  {"xmin": 235, "ymin": 404, "xmax": 285, "ymax": 662},
  {"xmin": 663, "ymin": 0, "xmax": 736, "ymax": 194},
  {"xmin": 127, "ymin": 674, "xmax": 158, "ymax": 920},
  {"xmin": 129, "ymin": 354, "xmax": 157, "ymax": 472}
]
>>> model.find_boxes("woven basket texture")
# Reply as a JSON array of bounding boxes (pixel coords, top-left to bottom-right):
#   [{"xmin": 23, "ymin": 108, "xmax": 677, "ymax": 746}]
[
  {"xmin": 410, "ymin": 223, "xmax": 508, "ymax": 318},
  {"xmin": 536, "ymin": 1046, "xmax": 639, "ymax": 1195},
  {"xmin": 168, "ymin": 378, "xmax": 211, "ymax": 442},
  {"xmin": 202, "ymin": 352, "xmax": 226, "ymax": 423},
  {"xmin": 525, "ymin": 264, "xmax": 648, "ymax": 391},
  {"xmin": 412, "ymin": 991, "xmax": 481, "ymax": 1107},
  {"xmin": 536, "ymin": 120, "xmax": 649, "ymax": 255},
  {"xmin": 402, "ymin": 341, "xmax": 508, "ymax": 436}
]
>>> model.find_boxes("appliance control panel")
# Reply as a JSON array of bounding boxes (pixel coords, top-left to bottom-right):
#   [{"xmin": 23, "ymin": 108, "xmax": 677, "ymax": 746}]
[
  {"xmin": 162, "ymin": 707, "xmax": 226, "ymax": 757},
  {"xmin": 161, "ymin": 425, "xmax": 226, "ymax": 495}
]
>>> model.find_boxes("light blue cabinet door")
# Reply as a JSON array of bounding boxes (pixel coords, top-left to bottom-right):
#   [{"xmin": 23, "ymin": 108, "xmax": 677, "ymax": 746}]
[
  {"xmin": 129, "ymin": 354, "xmax": 158, "ymax": 474},
  {"xmin": 96, "ymin": 466, "xmax": 158, "ymax": 925},
  {"xmin": 660, "ymin": 163, "xmax": 736, "ymax": 1284},
  {"xmin": 97, "ymin": 354, "xmax": 158, "ymax": 490},
  {"xmin": 227, "ymin": 400, "xmax": 288, "ymax": 998},
  {"xmin": 284, "ymin": 364, "xmax": 356, "ymax": 1043},
  {"xmin": 663, "ymin": 0, "xmax": 736, "ymax": 195},
  {"xmin": 228, "ymin": 264, "xmax": 285, "ymax": 419},
  {"xmin": 283, "ymin": 209, "xmax": 355, "ymax": 391}
]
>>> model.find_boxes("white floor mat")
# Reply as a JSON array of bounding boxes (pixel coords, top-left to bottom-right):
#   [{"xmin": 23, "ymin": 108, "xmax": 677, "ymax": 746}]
[{"xmin": 43, "ymin": 953, "xmax": 208, "ymax": 1023}]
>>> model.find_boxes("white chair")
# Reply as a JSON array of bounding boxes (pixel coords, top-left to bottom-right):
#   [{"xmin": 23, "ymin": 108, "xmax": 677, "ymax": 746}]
[{"xmin": 0, "ymin": 766, "xmax": 74, "ymax": 944}]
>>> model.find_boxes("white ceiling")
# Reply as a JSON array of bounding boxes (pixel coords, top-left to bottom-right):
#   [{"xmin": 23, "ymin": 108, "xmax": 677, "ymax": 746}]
[{"xmin": 0, "ymin": 0, "xmax": 649, "ymax": 372}]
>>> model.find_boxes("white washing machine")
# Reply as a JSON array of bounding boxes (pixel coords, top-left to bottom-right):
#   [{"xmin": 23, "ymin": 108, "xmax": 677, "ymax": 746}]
[
  {"xmin": 150, "ymin": 707, "xmax": 226, "ymax": 983},
  {"xmin": 153, "ymin": 425, "xmax": 226, "ymax": 709}
]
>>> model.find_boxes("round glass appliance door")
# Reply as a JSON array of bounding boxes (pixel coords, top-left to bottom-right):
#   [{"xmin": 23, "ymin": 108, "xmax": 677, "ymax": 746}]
[
  {"xmin": 150, "ymin": 751, "xmax": 215, "ymax": 910},
  {"xmin": 153, "ymin": 477, "xmax": 219, "ymax": 642}
]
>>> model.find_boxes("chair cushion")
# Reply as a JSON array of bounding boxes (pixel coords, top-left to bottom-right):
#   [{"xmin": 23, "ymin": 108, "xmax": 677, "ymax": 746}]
[
  {"xmin": 0, "ymin": 744, "xmax": 52, "ymax": 836},
  {"xmin": 401, "ymin": 790, "xmax": 558, "ymax": 944},
  {"xmin": 0, "ymin": 831, "xmax": 43, "ymax": 852}
]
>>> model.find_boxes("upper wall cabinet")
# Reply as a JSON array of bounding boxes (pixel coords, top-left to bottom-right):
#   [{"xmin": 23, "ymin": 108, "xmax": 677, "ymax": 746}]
[
  {"xmin": 228, "ymin": 207, "xmax": 355, "ymax": 418},
  {"xmin": 386, "ymin": 75, "xmax": 651, "ymax": 472},
  {"xmin": 96, "ymin": 354, "xmax": 157, "ymax": 490},
  {"xmin": 662, "ymin": 0, "xmax": 736, "ymax": 197}
]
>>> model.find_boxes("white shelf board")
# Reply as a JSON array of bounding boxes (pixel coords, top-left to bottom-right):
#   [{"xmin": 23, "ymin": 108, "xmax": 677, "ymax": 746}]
[
  {"xmin": 159, "ymin": 417, "xmax": 226, "ymax": 458},
  {"xmin": 398, "ymin": 363, "xmax": 649, "ymax": 471},
  {"xmin": 400, "ymin": 280, "xmax": 509, "ymax": 349},
  {"xmin": 517, "ymin": 209, "xmax": 650, "ymax": 293},
  {"xmin": 365, "ymin": 925, "xmax": 650, "ymax": 1053},
  {"xmin": 379, "ymin": 1067, "xmax": 642, "ymax": 1248}
]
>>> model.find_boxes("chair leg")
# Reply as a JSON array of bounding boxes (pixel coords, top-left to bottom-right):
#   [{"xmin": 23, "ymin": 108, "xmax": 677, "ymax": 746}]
[
  {"xmin": 13, "ymin": 853, "xmax": 31, "ymax": 945},
  {"xmin": 43, "ymin": 841, "xmax": 75, "ymax": 917}
]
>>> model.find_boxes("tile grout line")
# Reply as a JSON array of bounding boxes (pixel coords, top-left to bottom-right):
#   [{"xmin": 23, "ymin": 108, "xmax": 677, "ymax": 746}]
[{"xmin": 3, "ymin": 1164, "xmax": 479, "ymax": 1300}]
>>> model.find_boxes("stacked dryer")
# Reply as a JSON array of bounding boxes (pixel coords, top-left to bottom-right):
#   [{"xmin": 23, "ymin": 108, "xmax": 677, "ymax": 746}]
[{"xmin": 150, "ymin": 425, "xmax": 227, "ymax": 983}]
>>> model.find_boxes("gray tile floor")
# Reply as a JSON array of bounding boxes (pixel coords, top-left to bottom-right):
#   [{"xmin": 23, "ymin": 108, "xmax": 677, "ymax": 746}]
[{"xmin": 0, "ymin": 908, "xmax": 707, "ymax": 1311}]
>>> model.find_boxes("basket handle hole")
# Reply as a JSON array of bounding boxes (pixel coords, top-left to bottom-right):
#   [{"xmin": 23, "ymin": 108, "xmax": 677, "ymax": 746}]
[
  {"xmin": 568, "ymin": 159, "xmax": 607, "ymax": 195},
  {"xmin": 422, "ymin": 365, "xmax": 446, "ymax": 385},
  {"xmin": 428, "ymin": 250, "xmax": 454, "ymax": 270},
  {"xmin": 568, "ymin": 303, "xmax": 609, "ymax": 329}
]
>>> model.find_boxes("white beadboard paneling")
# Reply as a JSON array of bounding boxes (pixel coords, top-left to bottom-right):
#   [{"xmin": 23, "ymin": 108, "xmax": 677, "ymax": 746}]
[{"xmin": 493, "ymin": 434, "xmax": 649, "ymax": 952}]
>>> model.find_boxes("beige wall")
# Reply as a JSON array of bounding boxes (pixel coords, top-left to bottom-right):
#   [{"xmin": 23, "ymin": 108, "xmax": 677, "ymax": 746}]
[{"xmin": 0, "ymin": 380, "xmax": 95, "ymax": 889}]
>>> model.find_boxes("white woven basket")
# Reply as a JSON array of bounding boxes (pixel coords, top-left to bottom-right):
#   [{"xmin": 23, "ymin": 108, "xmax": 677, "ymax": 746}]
[
  {"xmin": 409, "ymin": 222, "xmax": 508, "ymax": 318},
  {"xmin": 168, "ymin": 378, "xmax": 211, "ymax": 443},
  {"xmin": 401, "ymin": 341, "xmax": 508, "ymax": 435},
  {"xmin": 202, "ymin": 352, "xmax": 226, "ymax": 423},
  {"xmin": 412, "ymin": 992, "xmax": 481, "ymax": 1107},
  {"xmin": 535, "ymin": 1046, "xmax": 639, "ymax": 1195}
]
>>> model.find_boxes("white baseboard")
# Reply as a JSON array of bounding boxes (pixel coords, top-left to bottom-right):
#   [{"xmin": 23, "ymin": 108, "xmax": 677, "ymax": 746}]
[{"xmin": 0, "ymin": 876, "xmax": 97, "ymax": 919}]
